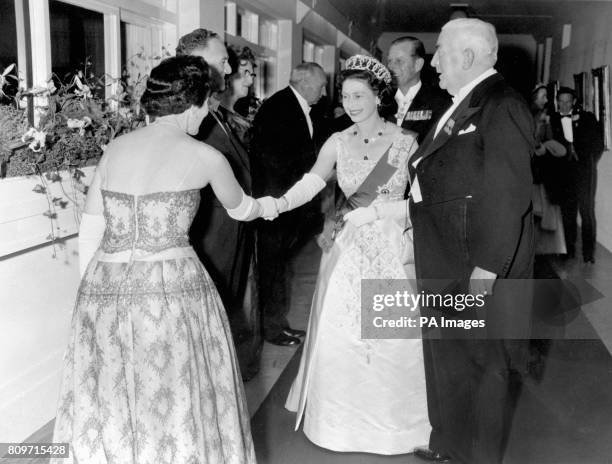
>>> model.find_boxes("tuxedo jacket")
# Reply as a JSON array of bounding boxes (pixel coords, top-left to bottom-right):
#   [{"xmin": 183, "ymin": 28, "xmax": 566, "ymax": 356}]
[
  {"xmin": 550, "ymin": 109, "xmax": 603, "ymax": 173},
  {"xmin": 392, "ymin": 83, "xmax": 452, "ymax": 144},
  {"xmin": 251, "ymin": 86, "xmax": 318, "ymax": 197},
  {"xmin": 189, "ymin": 106, "xmax": 253, "ymax": 305},
  {"xmin": 410, "ymin": 73, "xmax": 535, "ymax": 282}
]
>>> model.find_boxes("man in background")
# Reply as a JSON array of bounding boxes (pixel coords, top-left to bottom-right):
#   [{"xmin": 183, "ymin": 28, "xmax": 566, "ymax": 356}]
[
  {"xmin": 550, "ymin": 86, "xmax": 603, "ymax": 263},
  {"xmin": 177, "ymin": 29, "xmax": 260, "ymax": 380},
  {"xmin": 387, "ymin": 36, "xmax": 451, "ymax": 143},
  {"xmin": 251, "ymin": 63, "xmax": 327, "ymax": 346}
]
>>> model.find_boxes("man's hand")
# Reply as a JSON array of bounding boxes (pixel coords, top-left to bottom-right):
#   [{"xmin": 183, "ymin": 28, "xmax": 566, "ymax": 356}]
[
  {"xmin": 343, "ymin": 207, "xmax": 377, "ymax": 227},
  {"xmin": 257, "ymin": 196, "xmax": 279, "ymax": 220},
  {"xmin": 469, "ymin": 266, "xmax": 497, "ymax": 296}
]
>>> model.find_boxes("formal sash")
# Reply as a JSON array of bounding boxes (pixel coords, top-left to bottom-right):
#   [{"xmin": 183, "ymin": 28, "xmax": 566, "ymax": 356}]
[{"xmin": 322, "ymin": 140, "xmax": 398, "ymax": 245}]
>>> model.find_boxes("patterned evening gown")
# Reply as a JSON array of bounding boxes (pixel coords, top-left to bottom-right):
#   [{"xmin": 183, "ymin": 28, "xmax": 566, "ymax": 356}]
[
  {"xmin": 285, "ymin": 131, "xmax": 431, "ymax": 454},
  {"xmin": 52, "ymin": 189, "xmax": 256, "ymax": 464}
]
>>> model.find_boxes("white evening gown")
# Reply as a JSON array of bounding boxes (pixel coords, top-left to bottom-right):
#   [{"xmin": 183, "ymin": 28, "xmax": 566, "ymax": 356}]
[{"xmin": 285, "ymin": 132, "xmax": 430, "ymax": 454}]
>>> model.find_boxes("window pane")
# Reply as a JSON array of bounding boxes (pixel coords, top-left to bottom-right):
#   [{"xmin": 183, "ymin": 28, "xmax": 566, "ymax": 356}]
[
  {"xmin": 50, "ymin": 0, "xmax": 104, "ymax": 97},
  {"xmin": 0, "ymin": 0, "xmax": 19, "ymax": 102}
]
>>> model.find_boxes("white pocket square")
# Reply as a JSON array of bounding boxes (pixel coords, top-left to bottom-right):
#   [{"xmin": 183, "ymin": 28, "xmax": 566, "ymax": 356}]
[{"xmin": 458, "ymin": 124, "xmax": 477, "ymax": 135}]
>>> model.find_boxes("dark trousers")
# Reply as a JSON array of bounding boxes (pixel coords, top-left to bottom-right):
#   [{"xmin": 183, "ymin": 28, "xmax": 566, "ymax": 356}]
[
  {"xmin": 560, "ymin": 167, "xmax": 597, "ymax": 258},
  {"xmin": 425, "ymin": 337, "xmax": 525, "ymax": 464},
  {"xmin": 257, "ymin": 211, "xmax": 308, "ymax": 339}
]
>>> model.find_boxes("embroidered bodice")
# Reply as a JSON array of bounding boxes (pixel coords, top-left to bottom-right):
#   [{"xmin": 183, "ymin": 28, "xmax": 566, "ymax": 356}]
[
  {"xmin": 100, "ymin": 189, "xmax": 200, "ymax": 254},
  {"xmin": 335, "ymin": 132, "xmax": 415, "ymax": 203}
]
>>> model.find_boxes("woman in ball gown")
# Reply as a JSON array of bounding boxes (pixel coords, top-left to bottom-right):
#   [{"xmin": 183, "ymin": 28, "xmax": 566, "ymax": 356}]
[
  {"xmin": 264, "ymin": 55, "xmax": 431, "ymax": 454},
  {"xmin": 51, "ymin": 56, "xmax": 262, "ymax": 464}
]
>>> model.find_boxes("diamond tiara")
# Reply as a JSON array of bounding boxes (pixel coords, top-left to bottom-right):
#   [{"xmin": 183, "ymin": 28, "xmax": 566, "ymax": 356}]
[{"xmin": 345, "ymin": 54, "xmax": 392, "ymax": 84}]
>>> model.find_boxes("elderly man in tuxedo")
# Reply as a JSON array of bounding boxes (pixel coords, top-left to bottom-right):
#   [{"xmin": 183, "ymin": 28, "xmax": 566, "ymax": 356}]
[
  {"xmin": 177, "ymin": 29, "xmax": 260, "ymax": 380},
  {"xmin": 550, "ymin": 87, "xmax": 603, "ymax": 263},
  {"xmin": 251, "ymin": 63, "xmax": 327, "ymax": 346},
  {"xmin": 409, "ymin": 19, "xmax": 534, "ymax": 464},
  {"xmin": 387, "ymin": 36, "xmax": 451, "ymax": 143}
]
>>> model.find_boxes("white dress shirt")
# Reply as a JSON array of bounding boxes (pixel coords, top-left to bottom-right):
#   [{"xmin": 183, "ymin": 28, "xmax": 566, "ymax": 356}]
[
  {"xmin": 289, "ymin": 85, "xmax": 313, "ymax": 137},
  {"xmin": 395, "ymin": 81, "xmax": 422, "ymax": 125},
  {"xmin": 560, "ymin": 114, "xmax": 574, "ymax": 143},
  {"xmin": 433, "ymin": 68, "xmax": 498, "ymax": 138}
]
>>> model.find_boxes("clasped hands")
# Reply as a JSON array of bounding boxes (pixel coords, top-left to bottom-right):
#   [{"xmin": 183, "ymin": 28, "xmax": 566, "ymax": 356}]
[{"xmin": 257, "ymin": 196, "xmax": 281, "ymax": 220}]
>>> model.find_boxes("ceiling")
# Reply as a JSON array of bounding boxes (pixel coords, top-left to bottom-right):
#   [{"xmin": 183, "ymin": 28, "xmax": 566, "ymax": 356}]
[{"xmin": 327, "ymin": 0, "xmax": 609, "ymax": 39}]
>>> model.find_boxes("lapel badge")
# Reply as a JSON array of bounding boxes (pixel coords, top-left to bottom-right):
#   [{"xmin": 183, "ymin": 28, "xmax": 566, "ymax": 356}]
[{"xmin": 443, "ymin": 118, "xmax": 455, "ymax": 135}]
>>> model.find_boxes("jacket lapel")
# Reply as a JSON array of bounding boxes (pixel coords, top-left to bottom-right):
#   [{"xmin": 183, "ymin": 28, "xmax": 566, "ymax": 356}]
[
  {"xmin": 411, "ymin": 73, "xmax": 502, "ymax": 164},
  {"xmin": 285, "ymin": 87, "xmax": 313, "ymax": 141}
]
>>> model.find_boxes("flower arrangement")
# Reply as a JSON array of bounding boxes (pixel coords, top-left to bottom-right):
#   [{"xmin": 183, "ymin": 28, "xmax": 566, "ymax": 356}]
[
  {"xmin": 0, "ymin": 63, "xmax": 146, "ymax": 179},
  {"xmin": 0, "ymin": 49, "xmax": 168, "ymax": 255}
]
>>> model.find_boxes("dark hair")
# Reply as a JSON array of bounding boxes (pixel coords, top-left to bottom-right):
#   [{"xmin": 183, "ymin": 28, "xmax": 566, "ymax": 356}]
[
  {"xmin": 557, "ymin": 86, "xmax": 576, "ymax": 99},
  {"xmin": 531, "ymin": 84, "xmax": 547, "ymax": 97},
  {"xmin": 339, "ymin": 69, "xmax": 397, "ymax": 118},
  {"xmin": 176, "ymin": 28, "xmax": 219, "ymax": 56},
  {"xmin": 140, "ymin": 56, "xmax": 212, "ymax": 117},
  {"xmin": 390, "ymin": 36, "xmax": 426, "ymax": 60},
  {"xmin": 225, "ymin": 46, "xmax": 257, "ymax": 93}
]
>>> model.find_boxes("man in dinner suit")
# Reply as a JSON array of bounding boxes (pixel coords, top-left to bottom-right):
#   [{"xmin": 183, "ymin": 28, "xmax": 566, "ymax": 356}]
[
  {"xmin": 177, "ymin": 29, "xmax": 260, "ymax": 380},
  {"xmin": 409, "ymin": 19, "xmax": 534, "ymax": 464},
  {"xmin": 387, "ymin": 36, "xmax": 451, "ymax": 143},
  {"xmin": 251, "ymin": 62, "xmax": 327, "ymax": 346},
  {"xmin": 550, "ymin": 86, "xmax": 603, "ymax": 263}
]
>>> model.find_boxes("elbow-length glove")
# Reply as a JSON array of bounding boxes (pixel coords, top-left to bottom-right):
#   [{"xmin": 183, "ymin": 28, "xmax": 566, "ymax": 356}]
[
  {"xmin": 226, "ymin": 190, "xmax": 264, "ymax": 221},
  {"xmin": 275, "ymin": 173, "xmax": 327, "ymax": 214},
  {"xmin": 343, "ymin": 200, "xmax": 410, "ymax": 227},
  {"xmin": 78, "ymin": 213, "xmax": 105, "ymax": 277}
]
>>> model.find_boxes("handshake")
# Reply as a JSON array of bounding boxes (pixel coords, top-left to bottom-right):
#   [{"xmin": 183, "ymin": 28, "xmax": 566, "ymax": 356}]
[{"xmin": 256, "ymin": 196, "xmax": 284, "ymax": 221}]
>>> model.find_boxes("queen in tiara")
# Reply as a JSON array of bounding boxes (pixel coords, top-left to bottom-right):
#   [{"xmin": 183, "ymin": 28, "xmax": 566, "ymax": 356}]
[{"xmin": 260, "ymin": 54, "xmax": 430, "ymax": 453}]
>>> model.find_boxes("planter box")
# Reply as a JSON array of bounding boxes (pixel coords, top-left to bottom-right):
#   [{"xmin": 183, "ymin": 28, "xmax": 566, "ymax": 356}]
[{"xmin": 0, "ymin": 167, "xmax": 95, "ymax": 257}]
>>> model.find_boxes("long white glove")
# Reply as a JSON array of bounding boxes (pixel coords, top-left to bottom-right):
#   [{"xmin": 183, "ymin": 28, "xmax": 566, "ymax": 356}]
[
  {"xmin": 226, "ymin": 190, "xmax": 264, "ymax": 221},
  {"xmin": 78, "ymin": 213, "xmax": 105, "ymax": 277},
  {"xmin": 343, "ymin": 200, "xmax": 410, "ymax": 227},
  {"xmin": 257, "ymin": 196, "xmax": 280, "ymax": 221},
  {"xmin": 276, "ymin": 173, "xmax": 326, "ymax": 214}
]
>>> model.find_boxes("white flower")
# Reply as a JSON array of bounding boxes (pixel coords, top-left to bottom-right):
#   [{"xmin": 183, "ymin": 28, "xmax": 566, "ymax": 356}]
[
  {"xmin": 118, "ymin": 107, "xmax": 131, "ymax": 118},
  {"xmin": 74, "ymin": 75, "xmax": 92, "ymax": 99},
  {"xmin": 66, "ymin": 116, "xmax": 92, "ymax": 135},
  {"xmin": 22, "ymin": 127, "xmax": 47, "ymax": 152}
]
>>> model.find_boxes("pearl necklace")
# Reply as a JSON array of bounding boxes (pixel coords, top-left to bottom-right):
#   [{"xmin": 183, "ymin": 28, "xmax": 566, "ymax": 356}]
[{"xmin": 353, "ymin": 122, "xmax": 386, "ymax": 160}]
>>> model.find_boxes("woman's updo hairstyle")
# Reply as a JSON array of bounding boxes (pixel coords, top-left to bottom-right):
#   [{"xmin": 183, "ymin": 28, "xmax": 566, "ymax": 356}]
[
  {"xmin": 339, "ymin": 55, "xmax": 397, "ymax": 119},
  {"xmin": 140, "ymin": 55, "xmax": 212, "ymax": 117},
  {"xmin": 225, "ymin": 46, "xmax": 257, "ymax": 91}
]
